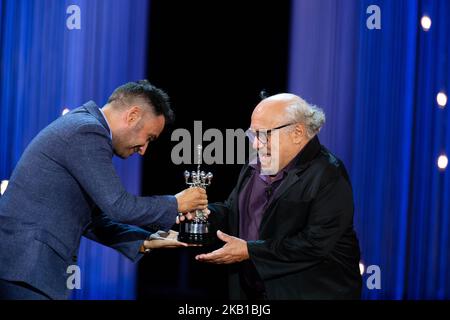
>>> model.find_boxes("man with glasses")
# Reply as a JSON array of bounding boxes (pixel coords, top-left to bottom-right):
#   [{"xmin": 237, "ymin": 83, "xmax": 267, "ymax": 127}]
[{"xmin": 196, "ymin": 93, "xmax": 362, "ymax": 299}]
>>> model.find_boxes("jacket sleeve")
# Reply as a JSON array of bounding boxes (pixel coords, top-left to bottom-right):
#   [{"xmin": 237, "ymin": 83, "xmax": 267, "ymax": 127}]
[
  {"xmin": 83, "ymin": 208, "xmax": 150, "ymax": 262},
  {"xmin": 247, "ymin": 171, "xmax": 355, "ymax": 281},
  {"xmin": 208, "ymin": 196, "xmax": 232, "ymax": 233},
  {"xmin": 63, "ymin": 123, "xmax": 178, "ymax": 229}
]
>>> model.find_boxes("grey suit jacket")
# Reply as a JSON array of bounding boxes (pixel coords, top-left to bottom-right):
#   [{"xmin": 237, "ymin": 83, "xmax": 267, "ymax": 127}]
[{"xmin": 0, "ymin": 101, "xmax": 178, "ymax": 299}]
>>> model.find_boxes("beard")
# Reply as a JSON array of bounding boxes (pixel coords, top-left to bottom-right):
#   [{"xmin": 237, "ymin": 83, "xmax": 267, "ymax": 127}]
[
  {"xmin": 258, "ymin": 149, "xmax": 280, "ymax": 175},
  {"xmin": 112, "ymin": 137, "xmax": 129, "ymax": 159},
  {"xmin": 111, "ymin": 125, "xmax": 139, "ymax": 159}
]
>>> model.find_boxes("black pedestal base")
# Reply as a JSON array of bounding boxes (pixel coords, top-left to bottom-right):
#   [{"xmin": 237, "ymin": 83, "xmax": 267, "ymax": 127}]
[{"xmin": 178, "ymin": 221, "xmax": 213, "ymax": 245}]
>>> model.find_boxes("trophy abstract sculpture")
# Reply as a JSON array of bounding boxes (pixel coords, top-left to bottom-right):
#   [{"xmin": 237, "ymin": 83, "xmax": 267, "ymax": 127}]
[{"xmin": 178, "ymin": 145, "xmax": 213, "ymax": 244}]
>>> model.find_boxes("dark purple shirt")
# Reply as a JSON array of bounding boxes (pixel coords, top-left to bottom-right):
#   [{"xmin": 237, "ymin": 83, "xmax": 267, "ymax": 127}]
[{"xmin": 238, "ymin": 155, "xmax": 299, "ymax": 241}]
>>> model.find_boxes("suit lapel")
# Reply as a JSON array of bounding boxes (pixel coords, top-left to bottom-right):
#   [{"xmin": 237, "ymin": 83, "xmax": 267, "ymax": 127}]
[
  {"xmin": 258, "ymin": 136, "xmax": 322, "ymax": 235},
  {"xmin": 230, "ymin": 165, "xmax": 253, "ymax": 235},
  {"xmin": 258, "ymin": 167, "xmax": 303, "ymax": 234}
]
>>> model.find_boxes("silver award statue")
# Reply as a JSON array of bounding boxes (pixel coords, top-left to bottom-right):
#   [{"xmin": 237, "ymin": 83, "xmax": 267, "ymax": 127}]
[{"xmin": 178, "ymin": 145, "xmax": 213, "ymax": 245}]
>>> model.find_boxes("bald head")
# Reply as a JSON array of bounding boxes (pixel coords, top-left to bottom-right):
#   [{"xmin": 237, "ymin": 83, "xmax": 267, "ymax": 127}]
[
  {"xmin": 249, "ymin": 93, "xmax": 325, "ymax": 175},
  {"xmin": 251, "ymin": 93, "xmax": 301, "ymax": 130}
]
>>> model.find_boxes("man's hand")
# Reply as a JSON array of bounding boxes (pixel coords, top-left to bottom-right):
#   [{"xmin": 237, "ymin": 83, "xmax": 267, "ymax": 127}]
[
  {"xmin": 141, "ymin": 230, "xmax": 188, "ymax": 250},
  {"xmin": 175, "ymin": 187, "xmax": 207, "ymax": 213},
  {"xmin": 195, "ymin": 230, "xmax": 249, "ymax": 264},
  {"xmin": 176, "ymin": 208, "xmax": 210, "ymax": 224}
]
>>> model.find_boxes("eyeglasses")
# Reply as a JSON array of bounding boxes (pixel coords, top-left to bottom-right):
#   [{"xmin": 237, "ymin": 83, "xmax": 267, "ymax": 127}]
[{"xmin": 245, "ymin": 123, "xmax": 297, "ymax": 145}]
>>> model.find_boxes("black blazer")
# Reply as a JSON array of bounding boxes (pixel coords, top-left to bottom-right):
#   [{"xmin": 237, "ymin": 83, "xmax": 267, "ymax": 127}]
[{"xmin": 209, "ymin": 136, "xmax": 362, "ymax": 300}]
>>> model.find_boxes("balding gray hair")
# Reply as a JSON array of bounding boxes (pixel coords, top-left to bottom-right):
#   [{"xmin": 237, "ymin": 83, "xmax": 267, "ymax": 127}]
[{"xmin": 284, "ymin": 97, "xmax": 325, "ymax": 138}]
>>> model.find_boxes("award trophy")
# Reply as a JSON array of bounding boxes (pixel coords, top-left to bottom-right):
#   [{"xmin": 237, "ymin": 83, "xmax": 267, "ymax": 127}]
[{"xmin": 178, "ymin": 145, "xmax": 213, "ymax": 245}]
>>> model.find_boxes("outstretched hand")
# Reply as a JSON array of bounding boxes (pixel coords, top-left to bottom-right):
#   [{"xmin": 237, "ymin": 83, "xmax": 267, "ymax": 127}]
[
  {"xmin": 142, "ymin": 230, "xmax": 188, "ymax": 249},
  {"xmin": 176, "ymin": 208, "xmax": 210, "ymax": 224},
  {"xmin": 195, "ymin": 230, "xmax": 249, "ymax": 264}
]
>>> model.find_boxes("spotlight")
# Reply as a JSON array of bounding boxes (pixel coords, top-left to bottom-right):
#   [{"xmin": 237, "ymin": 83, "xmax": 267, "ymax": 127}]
[
  {"xmin": 359, "ymin": 262, "xmax": 365, "ymax": 275},
  {"xmin": 437, "ymin": 154, "xmax": 448, "ymax": 170},
  {"xmin": 437, "ymin": 92, "xmax": 447, "ymax": 108},
  {"xmin": 421, "ymin": 15, "xmax": 432, "ymax": 31},
  {"xmin": 62, "ymin": 108, "xmax": 70, "ymax": 116},
  {"xmin": 0, "ymin": 180, "xmax": 9, "ymax": 195}
]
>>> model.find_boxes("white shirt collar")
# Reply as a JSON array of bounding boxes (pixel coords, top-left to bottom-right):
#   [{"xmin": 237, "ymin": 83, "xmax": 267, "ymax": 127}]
[{"xmin": 98, "ymin": 107, "xmax": 113, "ymax": 140}]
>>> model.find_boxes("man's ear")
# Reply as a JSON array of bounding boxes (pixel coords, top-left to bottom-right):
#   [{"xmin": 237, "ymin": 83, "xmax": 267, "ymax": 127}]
[
  {"xmin": 125, "ymin": 106, "xmax": 142, "ymax": 126},
  {"xmin": 292, "ymin": 124, "xmax": 305, "ymax": 144}
]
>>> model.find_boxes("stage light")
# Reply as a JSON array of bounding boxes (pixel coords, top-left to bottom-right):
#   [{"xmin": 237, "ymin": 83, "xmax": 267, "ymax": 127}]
[
  {"xmin": 421, "ymin": 15, "xmax": 432, "ymax": 31},
  {"xmin": 437, "ymin": 92, "xmax": 447, "ymax": 108},
  {"xmin": 62, "ymin": 108, "xmax": 70, "ymax": 116},
  {"xmin": 359, "ymin": 262, "xmax": 365, "ymax": 275},
  {"xmin": 0, "ymin": 180, "xmax": 9, "ymax": 195},
  {"xmin": 437, "ymin": 154, "xmax": 448, "ymax": 170}
]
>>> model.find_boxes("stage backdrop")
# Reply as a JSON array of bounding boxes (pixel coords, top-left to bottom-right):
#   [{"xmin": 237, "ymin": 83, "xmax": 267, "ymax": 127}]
[
  {"xmin": 0, "ymin": 0, "xmax": 150, "ymax": 299},
  {"xmin": 289, "ymin": 0, "xmax": 450, "ymax": 299}
]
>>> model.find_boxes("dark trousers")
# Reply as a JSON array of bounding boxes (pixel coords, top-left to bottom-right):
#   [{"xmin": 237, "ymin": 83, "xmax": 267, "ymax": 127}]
[
  {"xmin": 0, "ymin": 278, "xmax": 50, "ymax": 300},
  {"xmin": 239, "ymin": 261, "xmax": 267, "ymax": 300}
]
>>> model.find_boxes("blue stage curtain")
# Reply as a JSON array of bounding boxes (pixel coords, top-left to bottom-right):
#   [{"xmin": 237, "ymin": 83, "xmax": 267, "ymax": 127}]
[
  {"xmin": 289, "ymin": 0, "xmax": 450, "ymax": 299},
  {"xmin": 0, "ymin": 0, "xmax": 150, "ymax": 299}
]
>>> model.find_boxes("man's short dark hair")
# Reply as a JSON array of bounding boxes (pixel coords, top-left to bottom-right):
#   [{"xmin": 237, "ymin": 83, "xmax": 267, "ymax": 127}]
[{"xmin": 108, "ymin": 80, "xmax": 174, "ymax": 124}]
